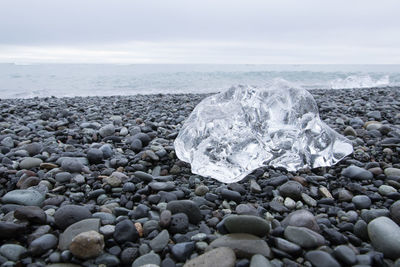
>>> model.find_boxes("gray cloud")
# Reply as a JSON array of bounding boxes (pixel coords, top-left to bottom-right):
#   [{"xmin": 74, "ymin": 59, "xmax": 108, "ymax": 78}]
[{"xmin": 0, "ymin": 0, "xmax": 399, "ymax": 63}]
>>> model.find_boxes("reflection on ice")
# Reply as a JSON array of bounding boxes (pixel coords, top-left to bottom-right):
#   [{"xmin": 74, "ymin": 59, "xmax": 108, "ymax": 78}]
[{"xmin": 174, "ymin": 79, "xmax": 353, "ymax": 183}]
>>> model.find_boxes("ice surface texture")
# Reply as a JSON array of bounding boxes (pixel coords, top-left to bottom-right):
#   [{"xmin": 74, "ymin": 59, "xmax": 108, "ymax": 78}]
[{"xmin": 174, "ymin": 80, "xmax": 353, "ymax": 183}]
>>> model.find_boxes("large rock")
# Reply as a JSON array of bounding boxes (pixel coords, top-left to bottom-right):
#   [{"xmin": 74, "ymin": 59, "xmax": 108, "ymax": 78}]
[
  {"xmin": 224, "ymin": 215, "xmax": 270, "ymax": 237},
  {"xmin": 183, "ymin": 247, "xmax": 236, "ymax": 267},
  {"xmin": 368, "ymin": 216, "xmax": 400, "ymax": 259},
  {"xmin": 69, "ymin": 231, "xmax": 104, "ymax": 259},
  {"xmin": 174, "ymin": 81, "xmax": 352, "ymax": 183},
  {"xmin": 207, "ymin": 233, "xmax": 272, "ymax": 258}
]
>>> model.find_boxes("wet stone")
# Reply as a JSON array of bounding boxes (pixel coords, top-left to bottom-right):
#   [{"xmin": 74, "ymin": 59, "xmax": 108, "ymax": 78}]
[
  {"xmin": 14, "ymin": 206, "xmax": 46, "ymax": 224},
  {"xmin": 305, "ymin": 250, "xmax": 341, "ymax": 267},
  {"xmin": 2, "ymin": 189, "xmax": 45, "ymax": 206},
  {"xmin": 29, "ymin": 234, "xmax": 58, "ymax": 256},
  {"xmin": 167, "ymin": 200, "xmax": 202, "ymax": 224},
  {"xmin": 54, "ymin": 205, "xmax": 92, "ymax": 229},
  {"xmin": 284, "ymin": 226, "xmax": 325, "ymax": 249},
  {"xmin": 279, "ymin": 181, "xmax": 303, "ymax": 200},
  {"xmin": 183, "ymin": 247, "xmax": 236, "ymax": 267},
  {"xmin": 224, "ymin": 215, "xmax": 270, "ymax": 237}
]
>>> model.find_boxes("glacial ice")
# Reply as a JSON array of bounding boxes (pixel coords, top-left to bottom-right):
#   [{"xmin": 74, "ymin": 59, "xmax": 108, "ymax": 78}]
[{"xmin": 174, "ymin": 80, "xmax": 353, "ymax": 183}]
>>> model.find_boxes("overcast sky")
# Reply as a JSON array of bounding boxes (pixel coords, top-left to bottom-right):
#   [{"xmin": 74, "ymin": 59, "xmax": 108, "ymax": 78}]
[{"xmin": 0, "ymin": 0, "xmax": 399, "ymax": 64}]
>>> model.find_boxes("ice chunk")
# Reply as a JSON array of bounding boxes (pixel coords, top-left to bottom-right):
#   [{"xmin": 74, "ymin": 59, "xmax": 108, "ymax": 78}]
[{"xmin": 174, "ymin": 80, "xmax": 353, "ymax": 183}]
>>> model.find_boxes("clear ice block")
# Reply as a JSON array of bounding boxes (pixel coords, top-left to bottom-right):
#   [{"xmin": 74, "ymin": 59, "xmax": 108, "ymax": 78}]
[{"xmin": 174, "ymin": 79, "xmax": 353, "ymax": 183}]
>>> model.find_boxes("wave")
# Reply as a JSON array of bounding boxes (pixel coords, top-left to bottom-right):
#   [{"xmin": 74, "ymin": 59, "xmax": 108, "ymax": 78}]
[{"xmin": 329, "ymin": 75, "xmax": 390, "ymax": 89}]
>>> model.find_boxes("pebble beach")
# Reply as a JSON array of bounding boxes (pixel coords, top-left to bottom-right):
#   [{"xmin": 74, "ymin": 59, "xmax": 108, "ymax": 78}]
[{"xmin": 0, "ymin": 87, "xmax": 400, "ymax": 267}]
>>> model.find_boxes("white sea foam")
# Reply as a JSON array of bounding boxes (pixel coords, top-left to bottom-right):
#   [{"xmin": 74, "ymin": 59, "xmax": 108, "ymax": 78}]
[{"xmin": 329, "ymin": 75, "xmax": 390, "ymax": 89}]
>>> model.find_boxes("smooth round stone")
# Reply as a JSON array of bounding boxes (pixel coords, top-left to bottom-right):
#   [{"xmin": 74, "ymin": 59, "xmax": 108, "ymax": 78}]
[
  {"xmin": 183, "ymin": 247, "xmax": 236, "ymax": 267},
  {"xmin": 123, "ymin": 182, "xmax": 136, "ymax": 192},
  {"xmin": 279, "ymin": 181, "xmax": 303, "ymax": 200},
  {"xmin": 121, "ymin": 247, "xmax": 139, "ymax": 265},
  {"xmin": 224, "ymin": 215, "xmax": 270, "ymax": 237},
  {"xmin": 284, "ymin": 226, "xmax": 325, "ymax": 249},
  {"xmin": 273, "ymin": 237, "xmax": 302, "ymax": 256},
  {"xmin": 368, "ymin": 216, "xmax": 400, "ymax": 259},
  {"xmin": 352, "ymin": 195, "xmax": 372, "ymax": 209},
  {"xmin": 195, "ymin": 185, "xmax": 209, "ymax": 196},
  {"xmin": 14, "ymin": 206, "xmax": 46, "ymax": 224},
  {"xmin": 149, "ymin": 181, "xmax": 175, "ymax": 191},
  {"xmin": 134, "ymin": 171, "xmax": 154, "ymax": 183},
  {"xmin": 221, "ymin": 189, "xmax": 242, "ymax": 202},
  {"xmin": 87, "ymin": 148, "xmax": 103, "ymax": 164},
  {"xmin": 1, "ymin": 137, "xmax": 14, "ymax": 148},
  {"xmin": 250, "ymin": 254, "xmax": 273, "ymax": 267},
  {"xmin": 281, "ymin": 209, "xmax": 320, "ymax": 232},
  {"xmin": 341, "ymin": 165, "xmax": 373, "ymax": 180},
  {"xmin": 132, "ymin": 133, "xmax": 151, "ymax": 146},
  {"xmin": 235, "ymin": 204, "xmax": 258, "ymax": 216},
  {"xmin": 132, "ymin": 251, "xmax": 161, "ymax": 267},
  {"xmin": 159, "ymin": 209, "xmax": 172, "ymax": 228},
  {"xmin": 94, "ymin": 253, "xmax": 120, "ymax": 266},
  {"xmin": 25, "ymin": 142, "xmax": 42, "ymax": 156},
  {"xmin": 92, "ymin": 212, "xmax": 116, "ymax": 224},
  {"xmin": 69, "ymin": 231, "xmax": 104, "ymax": 259},
  {"xmin": 169, "ymin": 213, "xmax": 189, "ymax": 234},
  {"xmin": 0, "ymin": 244, "xmax": 27, "ymax": 261},
  {"xmin": 378, "ymin": 185, "xmax": 397, "ymax": 196},
  {"xmin": 390, "ymin": 200, "xmax": 400, "ymax": 225},
  {"xmin": 54, "ymin": 205, "xmax": 92, "ymax": 229},
  {"xmin": 103, "ymin": 176, "xmax": 122, "ymax": 187},
  {"xmin": 113, "ymin": 219, "xmax": 139, "ymax": 243},
  {"xmin": 149, "ymin": 229, "xmax": 169, "ymax": 253},
  {"xmin": 99, "ymin": 124, "xmax": 115, "ymax": 137},
  {"xmin": 2, "ymin": 189, "xmax": 45, "ymax": 206},
  {"xmin": 384, "ymin": 168, "xmax": 400, "ymax": 177},
  {"xmin": 55, "ymin": 172, "xmax": 72, "ymax": 183},
  {"xmin": 130, "ymin": 139, "xmax": 143, "ymax": 152},
  {"xmin": 29, "ymin": 234, "xmax": 58, "ymax": 256},
  {"xmin": 61, "ymin": 158, "xmax": 84, "ymax": 173},
  {"xmin": 0, "ymin": 222, "xmax": 26, "ymax": 239},
  {"xmin": 305, "ymin": 250, "xmax": 341, "ymax": 267},
  {"xmin": 207, "ymin": 233, "xmax": 272, "ymax": 258},
  {"xmin": 343, "ymin": 126, "xmax": 357, "ymax": 136},
  {"xmin": 100, "ymin": 144, "xmax": 113, "ymax": 158},
  {"xmin": 354, "ymin": 220, "xmax": 369, "ymax": 240},
  {"xmin": 167, "ymin": 200, "xmax": 202, "ymax": 224},
  {"xmin": 171, "ymin": 241, "xmax": 195, "ymax": 262},
  {"xmin": 59, "ymin": 218, "xmax": 101, "ymax": 250},
  {"xmin": 361, "ymin": 209, "xmax": 390, "ymax": 223},
  {"xmin": 19, "ymin": 157, "xmax": 43, "ymax": 169},
  {"xmin": 284, "ymin": 197, "xmax": 296, "ymax": 209},
  {"xmin": 301, "ymin": 193, "xmax": 317, "ymax": 207},
  {"xmin": 332, "ymin": 245, "xmax": 357, "ymax": 265}
]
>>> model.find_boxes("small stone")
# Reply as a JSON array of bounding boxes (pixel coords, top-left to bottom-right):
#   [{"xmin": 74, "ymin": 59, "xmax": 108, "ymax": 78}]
[
  {"xmin": 171, "ymin": 241, "xmax": 195, "ymax": 262},
  {"xmin": 284, "ymin": 226, "xmax": 325, "ymax": 248},
  {"xmin": 59, "ymin": 218, "xmax": 101, "ymax": 250},
  {"xmin": 113, "ymin": 219, "xmax": 139, "ymax": 243},
  {"xmin": 19, "ymin": 157, "xmax": 43, "ymax": 169},
  {"xmin": 352, "ymin": 195, "xmax": 372, "ymax": 209},
  {"xmin": 224, "ymin": 215, "xmax": 270, "ymax": 237},
  {"xmin": 54, "ymin": 205, "xmax": 92, "ymax": 229},
  {"xmin": 87, "ymin": 148, "xmax": 103, "ymax": 164},
  {"xmin": 250, "ymin": 254, "xmax": 273, "ymax": 267},
  {"xmin": 221, "ymin": 189, "xmax": 242, "ymax": 202},
  {"xmin": 207, "ymin": 233, "xmax": 272, "ymax": 258},
  {"xmin": 301, "ymin": 193, "xmax": 317, "ymax": 207},
  {"xmin": 149, "ymin": 181, "xmax": 175, "ymax": 191},
  {"xmin": 195, "ymin": 185, "xmax": 209, "ymax": 196},
  {"xmin": 2, "ymin": 189, "xmax": 45, "ymax": 206},
  {"xmin": 390, "ymin": 200, "xmax": 400, "ymax": 225},
  {"xmin": 169, "ymin": 213, "xmax": 189, "ymax": 234},
  {"xmin": 368, "ymin": 216, "xmax": 400, "ymax": 259},
  {"xmin": 281, "ymin": 209, "xmax": 320, "ymax": 232},
  {"xmin": 29, "ymin": 234, "xmax": 58, "ymax": 256},
  {"xmin": 55, "ymin": 172, "xmax": 72, "ymax": 183},
  {"xmin": 333, "ymin": 245, "xmax": 357, "ymax": 265},
  {"xmin": 14, "ymin": 206, "xmax": 46, "ymax": 224},
  {"xmin": 361, "ymin": 209, "xmax": 390, "ymax": 223},
  {"xmin": 132, "ymin": 251, "xmax": 161, "ymax": 267},
  {"xmin": 95, "ymin": 253, "xmax": 120, "ymax": 266},
  {"xmin": 250, "ymin": 180, "xmax": 262, "ymax": 193},
  {"xmin": 159, "ymin": 209, "xmax": 172, "ymax": 228},
  {"xmin": 341, "ymin": 165, "xmax": 373, "ymax": 180},
  {"xmin": 319, "ymin": 186, "xmax": 333, "ymax": 199},
  {"xmin": 385, "ymin": 168, "xmax": 400, "ymax": 177},
  {"xmin": 1, "ymin": 137, "xmax": 14, "ymax": 148},
  {"xmin": 134, "ymin": 171, "xmax": 154, "ymax": 182},
  {"xmin": 279, "ymin": 181, "xmax": 303, "ymax": 200},
  {"xmin": 99, "ymin": 124, "xmax": 115, "ymax": 137},
  {"xmin": 25, "ymin": 142, "xmax": 42, "ymax": 156},
  {"xmin": 284, "ymin": 197, "xmax": 296, "ymax": 209},
  {"xmin": 167, "ymin": 200, "xmax": 202, "ymax": 224},
  {"xmin": 61, "ymin": 158, "xmax": 84, "ymax": 173},
  {"xmin": 103, "ymin": 175, "xmax": 122, "ymax": 187},
  {"xmin": 235, "ymin": 204, "xmax": 258, "ymax": 216},
  {"xmin": 69, "ymin": 231, "xmax": 104, "ymax": 259},
  {"xmin": 0, "ymin": 222, "xmax": 26, "ymax": 240},
  {"xmin": 183, "ymin": 247, "xmax": 236, "ymax": 267},
  {"xmin": 273, "ymin": 237, "xmax": 302, "ymax": 257},
  {"xmin": 0, "ymin": 244, "xmax": 27, "ymax": 261},
  {"xmin": 149, "ymin": 229, "xmax": 169, "ymax": 253},
  {"xmin": 343, "ymin": 126, "xmax": 357, "ymax": 137},
  {"xmin": 305, "ymin": 250, "xmax": 341, "ymax": 267},
  {"xmin": 378, "ymin": 185, "xmax": 397, "ymax": 196}
]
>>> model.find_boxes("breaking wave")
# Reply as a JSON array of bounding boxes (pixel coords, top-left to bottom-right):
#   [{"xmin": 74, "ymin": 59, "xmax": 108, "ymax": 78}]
[{"xmin": 329, "ymin": 75, "xmax": 390, "ymax": 89}]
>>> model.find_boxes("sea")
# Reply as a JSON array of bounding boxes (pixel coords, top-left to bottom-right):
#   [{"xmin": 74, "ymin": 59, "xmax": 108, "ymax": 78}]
[{"xmin": 0, "ymin": 64, "xmax": 399, "ymax": 99}]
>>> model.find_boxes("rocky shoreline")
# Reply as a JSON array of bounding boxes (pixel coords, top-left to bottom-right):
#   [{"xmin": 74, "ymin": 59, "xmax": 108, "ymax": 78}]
[{"xmin": 0, "ymin": 87, "xmax": 399, "ymax": 267}]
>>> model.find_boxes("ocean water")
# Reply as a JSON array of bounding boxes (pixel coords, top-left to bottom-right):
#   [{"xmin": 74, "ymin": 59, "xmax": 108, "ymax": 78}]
[{"xmin": 0, "ymin": 64, "xmax": 399, "ymax": 99}]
